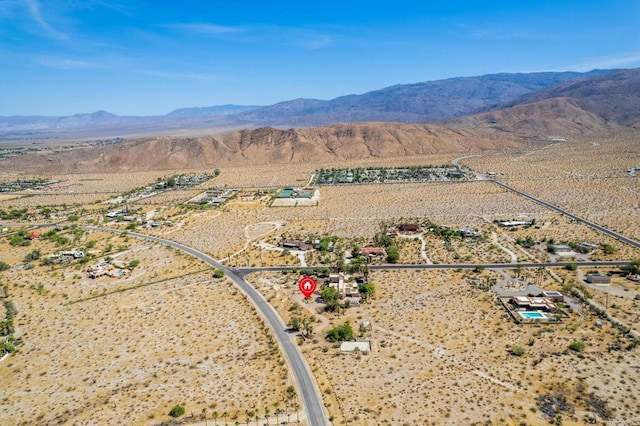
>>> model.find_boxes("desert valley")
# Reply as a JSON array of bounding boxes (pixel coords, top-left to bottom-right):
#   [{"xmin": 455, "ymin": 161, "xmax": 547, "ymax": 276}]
[{"xmin": 1, "ymin": 68, "xmax": 640, "ymax": 426}]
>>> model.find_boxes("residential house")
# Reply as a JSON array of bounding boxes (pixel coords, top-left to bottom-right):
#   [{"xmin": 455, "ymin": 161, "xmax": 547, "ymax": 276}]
[
  {"xmin": 511, "ymin": 296, "xmax": 558, "ymax": 313},
  {"xmin": 460, "ymin": 227, "xmax": 483, "ymax": 238},
  {"xmin": 549, "ymin": 244, "xmax": 573, "ymax": 254},
  {"xmin": 399, "ymin": 223, "xmax": 420, "ymax": 232},
  {"xmin": 281, "ymin": 239, "xmax": 313, "ymax": 251},
  {"xmin": 541, "ymin": 291, "xmax": 564, "ymax": 302},
  {"xmin": 328, "ymin": 273, "xmax": 360, "ymax": 298},
  {"xmin": 360, "ymin": 247, "xmax": 386, "ymax": 256},
  {"xmin": 577, "ymin": 242, "xmax": 599, "ymax": 253},
  {"xmin": 498, "ymin": 220, "xmax": 531, "ymax": 228}
]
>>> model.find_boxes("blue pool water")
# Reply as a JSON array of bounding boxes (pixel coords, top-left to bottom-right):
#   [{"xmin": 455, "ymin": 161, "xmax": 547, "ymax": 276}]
[{"xmin": 520, "ymin": 311, "xmax": 545, "ymax": 319}]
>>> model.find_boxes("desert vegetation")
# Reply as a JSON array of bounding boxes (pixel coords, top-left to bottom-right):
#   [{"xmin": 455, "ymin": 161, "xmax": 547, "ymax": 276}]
[
  {"xmin": 1, "ymin": 135, "xmax": 639, "ymax": 425},
  {"xmin": 251, "ymin": 268, "xmax": 640, "ymax": 425}
]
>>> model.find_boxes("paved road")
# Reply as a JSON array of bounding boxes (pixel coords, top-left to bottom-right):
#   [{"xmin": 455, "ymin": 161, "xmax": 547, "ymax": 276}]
[
  {"xmin": 82, "ymin": 226, "xmax": 329, "ymax": 426},
  {"xmin": 236, "ymin": 260, "xmax": 632, "ymax": 275}
]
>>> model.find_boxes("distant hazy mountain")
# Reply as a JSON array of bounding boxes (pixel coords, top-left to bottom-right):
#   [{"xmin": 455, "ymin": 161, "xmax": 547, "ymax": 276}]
[
  {"xmin": 454, "ymin": 68, "xmax": 640, "ymax": 136},
  {"xmin": 165, "ymin": 104, "xmax": 260, "ymax": 118},
  {"xmin": 0, "ymin": 70, "xmax": 609, "ymax": 137},
  {"xmin": 234, "ymin": 70, "xmax": 609, "ymax": 126},
  {"xmin": 0, "ymin": 106, "xmax": 256, "ymax": 134}
]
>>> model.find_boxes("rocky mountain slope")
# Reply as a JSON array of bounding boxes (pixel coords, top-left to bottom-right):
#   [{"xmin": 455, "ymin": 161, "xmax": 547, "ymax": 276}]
[
  {"xmin": 453, "ymin": 68, "xmax": 640, "ymax": 137},
  {"xmin": 0, "ymin": 123, "xmax": 525, "ymax": 174}
]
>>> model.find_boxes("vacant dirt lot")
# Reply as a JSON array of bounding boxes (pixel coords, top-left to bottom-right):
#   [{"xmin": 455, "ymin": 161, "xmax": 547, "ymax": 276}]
[
  {"xmin": 0, "ymin": 232, "xmax": 291, "ymax": 425},
  {"xmin": 463, "ymin": 132, "xmax": 640, "ymax": 241}
]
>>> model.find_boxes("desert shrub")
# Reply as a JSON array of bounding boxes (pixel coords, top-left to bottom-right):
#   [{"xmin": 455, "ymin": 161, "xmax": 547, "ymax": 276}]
[
  {"xmin": 386, "ymin": 247, "xmax": 399, "ymax": 263},
  {"xmin": 9, "ymin": 235, "xmax": 29, "ymax": 247},
  {"xmin": 510, "ymin": 345, "xmax": 526, "ymax": 356},
  {"xmin": 169, "ymin": 404, "xmax": 185, "ymax": 418},
  {"xmin": 569, "ymin": 340, "xmax": 585, "ymax": 352},
  {"xmin": 601, "ymin": 244, "xmax": 616, "ymax": 255},
  {"xmin": 25, "ymin": 250, "xmax": 41, "ymax": 262}
]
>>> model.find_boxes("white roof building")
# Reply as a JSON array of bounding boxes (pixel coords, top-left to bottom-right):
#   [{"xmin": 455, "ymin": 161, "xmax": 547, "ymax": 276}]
[{"xmin": 340, "ymin": 341, "xmax": 371, "ymax": 353}]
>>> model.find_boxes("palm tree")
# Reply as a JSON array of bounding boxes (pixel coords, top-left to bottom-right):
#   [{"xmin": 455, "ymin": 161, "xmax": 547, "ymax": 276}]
[
  {"xmin": 264, "ymin": 406, "xmax": 270, "ymax": 421},
  {"xmin": 212, "ymin": 410, "xmax": 218, "ymax": 426},
  {"xmin": 273, "ymin": 402, "xmax": 280, "ymax": 423},
  {"xmin": 294, "ymin": 403, "xmax": 300, "ymax": 423},
  {"xmin": 222, "ymin": 411, "xmax": 228, "ymax": 425},
  {"xmin": 202, "ymin": 408, "xmax": 208, "ymax": 426},
  {"xmin": 302, "ymin": 318, "xmax": 314, "ymax": 338}
]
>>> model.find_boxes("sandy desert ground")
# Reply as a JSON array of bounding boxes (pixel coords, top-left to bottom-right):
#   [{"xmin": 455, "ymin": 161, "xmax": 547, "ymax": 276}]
[
  {"xmin": 250, "ymin": 269, "xmax": 640, "ymax": 425},
  {"xmin": 1, "ymin": 140, "xmax": 639, "ymax": 425},
  {"xmin": 0, "ymin": 231, "xmax": 293, "ymax": 425},
  {"xmin": 462, "ymin": 132, "xmax": 640, "ymax": 241}
]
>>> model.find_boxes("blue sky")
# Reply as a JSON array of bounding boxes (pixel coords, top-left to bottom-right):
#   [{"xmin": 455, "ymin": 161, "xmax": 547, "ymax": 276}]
[{"xmin": 1, "ymin": 0, "xmax": 639, "ymax": 116}]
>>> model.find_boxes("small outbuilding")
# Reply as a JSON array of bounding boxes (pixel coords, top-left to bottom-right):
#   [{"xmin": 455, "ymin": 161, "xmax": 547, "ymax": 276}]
[
  {"xmin": 340, "ymin": 341, "xmax": 371, "ymax": 353},
  {"xmin": 27, "ymin": 230, "xmax": 42, "ymax": 240},
  {"xmin": 586, "ymin": 273, "xmax": 611, "ymax": 285}
]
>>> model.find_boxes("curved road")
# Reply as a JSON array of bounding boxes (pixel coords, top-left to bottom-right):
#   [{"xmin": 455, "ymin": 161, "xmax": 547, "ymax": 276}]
[{"xmin": 82, "ymin": 226, "xmax": 329, "ymax": 426}]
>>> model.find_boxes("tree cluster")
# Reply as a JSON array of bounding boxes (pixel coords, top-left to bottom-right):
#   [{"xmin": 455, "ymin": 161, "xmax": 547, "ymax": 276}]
[{"xmin": 326, "ymin": 322, "xmax": 355, "ymax": 343}]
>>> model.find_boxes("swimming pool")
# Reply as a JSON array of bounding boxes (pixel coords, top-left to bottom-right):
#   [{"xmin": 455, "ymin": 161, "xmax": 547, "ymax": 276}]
[{"xmin": 518, "ymin": 311, "xmax": 545, "ymax": 319}]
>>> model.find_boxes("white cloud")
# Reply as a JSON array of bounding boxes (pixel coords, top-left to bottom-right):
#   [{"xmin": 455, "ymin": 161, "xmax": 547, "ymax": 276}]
[
  {"xmin": 31, "ymin": 55, "xmax": 100, "ymax": 69},
  {"xmin": 166, "ymin": 22, "xmax": 245, "ymax": 35},
  {"xmin": 562, "ymin": 53, "xmax": 640, "ymax": 71},
  {"xmin": 140, "ymin": 69, "xmax": 224, "ymax": 82},
  {"xmin": 24, "ymin": 0, "xmax": 67, "ymax": 40},
  {"xmin": 166, "ymin": 21, "xmax": 335, "ymax": 50}
]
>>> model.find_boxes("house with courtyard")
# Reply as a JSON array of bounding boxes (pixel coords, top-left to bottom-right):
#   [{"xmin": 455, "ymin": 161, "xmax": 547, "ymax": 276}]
[
  {"xmin": 327, "ymin": 273, "xmax": 360, "ymax": 299},
  {"xmin": 510, "ymin": 296, "xmax": 558, "ymax": 313}
]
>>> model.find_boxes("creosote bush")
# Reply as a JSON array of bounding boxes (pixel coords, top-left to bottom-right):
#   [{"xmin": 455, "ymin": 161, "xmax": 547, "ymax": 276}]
[{"xmin": 169, "ymin": 404, "xmax": 185, "ymax": 418}]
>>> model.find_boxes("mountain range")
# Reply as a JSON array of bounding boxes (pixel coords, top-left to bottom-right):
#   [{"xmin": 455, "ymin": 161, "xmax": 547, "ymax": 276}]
[
  {"xmin": 0, "ymin": 69, "xmax": 615, "ymax": 138},
  {"xmin": 1, "ymin": 67, "xmax": 639, "ymax": 174}
]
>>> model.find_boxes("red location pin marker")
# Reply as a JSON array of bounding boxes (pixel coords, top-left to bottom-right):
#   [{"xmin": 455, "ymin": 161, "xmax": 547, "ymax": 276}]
[{"xmin": 298, "ymin": 276, "xmax": 317, "ymax": 299}]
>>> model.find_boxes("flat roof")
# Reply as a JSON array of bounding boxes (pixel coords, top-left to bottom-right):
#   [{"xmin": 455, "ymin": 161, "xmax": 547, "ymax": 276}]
[{"xmin": 340, "ymin": 341, "xmax": 371, "ymax": 352}]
